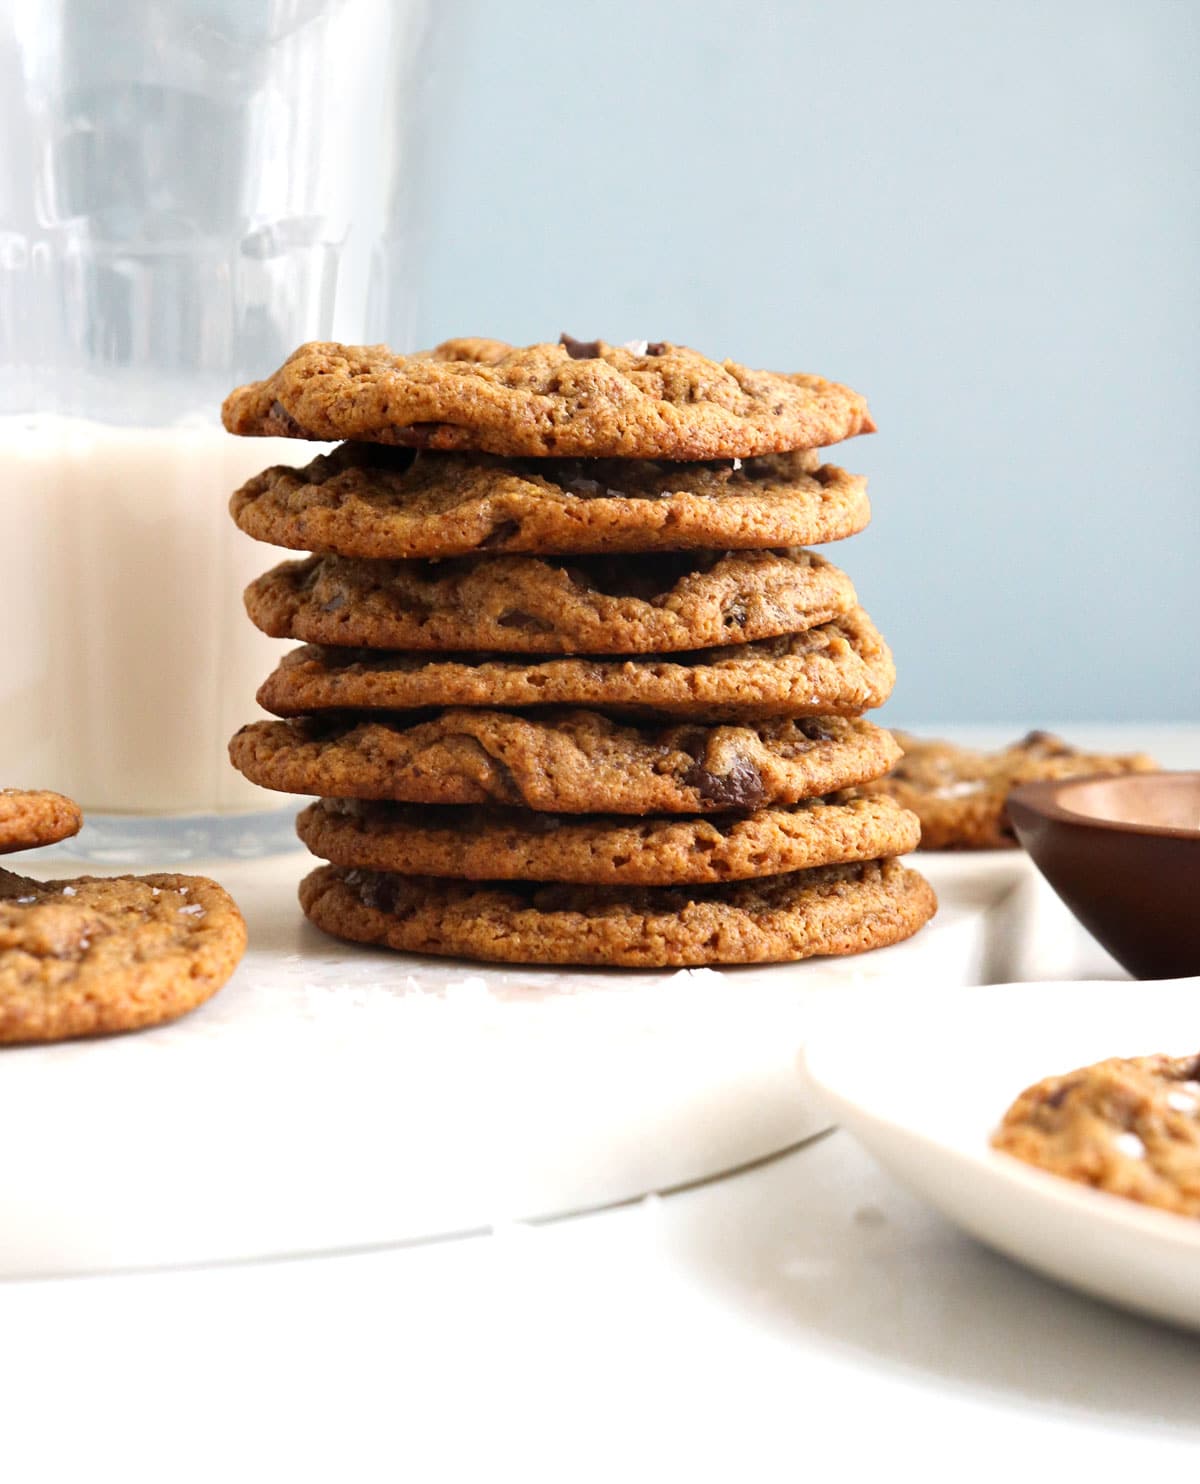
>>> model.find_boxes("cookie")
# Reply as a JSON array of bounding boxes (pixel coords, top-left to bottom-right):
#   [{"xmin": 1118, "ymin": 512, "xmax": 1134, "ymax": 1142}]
[
  {"xmin": 296, "ymin": 792, "xmax": 921, "ymax": 885},
  {"xmin": 229, "ymin": 709, "xmax": 902, "ymax": 814},
  {"xmin": 256, "ymin": 609, "xmax": 894, "ymax": 721},
  {"xmin": 244, "ymin": 548, "xmax": 859, "ymax": 656},
  {"xmin": 222, "ymin": 337, "xmax": 875, "ymax": 460},
  {"xmin": 865, "ymin": 730, "xmax": 1158, "ymax": 849},
  {"xmin": 298, "ymin": 858, "xmax": 936, "ymax": 968},
  {"xmin": 992, "ymin": 1053, "xmax": 1200, "ymax": 1218},
  {"xmin": 0, "ymin": 869, "xmax": 246, "ymax": 1043},
  {"xmin": 229, "ymin": 444, "xmax": 870, "ymax": 558},
  {"xmin": 0, "ymin": 789, "xmax": 83, "ymax": 855}
]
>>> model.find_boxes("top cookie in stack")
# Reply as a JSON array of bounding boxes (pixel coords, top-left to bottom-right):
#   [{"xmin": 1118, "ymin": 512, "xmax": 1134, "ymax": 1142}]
[{"xmin": 225, "ymin": 336, "xmax": 935, "ymax": 968}]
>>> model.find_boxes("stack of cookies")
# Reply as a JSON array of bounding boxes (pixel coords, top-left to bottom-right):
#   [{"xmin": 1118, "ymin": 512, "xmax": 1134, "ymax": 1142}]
[{"xmin": 224, "ymin": 336, "xmax": 935, "ymax": 968}]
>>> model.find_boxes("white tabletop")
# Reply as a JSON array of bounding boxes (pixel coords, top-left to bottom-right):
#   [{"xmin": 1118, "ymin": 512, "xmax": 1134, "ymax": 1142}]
[{"xmin": 4, "ymin": 725, "xmax": 1198, "ymax": 1482}]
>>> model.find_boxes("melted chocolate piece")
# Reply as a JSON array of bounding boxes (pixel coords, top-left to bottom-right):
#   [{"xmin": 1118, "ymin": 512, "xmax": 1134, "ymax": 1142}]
[
  {"xmin": 347, "ymin": 868, "xmax": 400, "ymax": 914},
  {"xmin": 479, "ymin": 520, "xmax": 520, "ymax": 548},
  {"xmin": 559, "ymin": 334, "xmax": 602, "ymax": 359},
  {"xmin": 682, "ymin": 757, "xmax": 766, "ymax": 809}
]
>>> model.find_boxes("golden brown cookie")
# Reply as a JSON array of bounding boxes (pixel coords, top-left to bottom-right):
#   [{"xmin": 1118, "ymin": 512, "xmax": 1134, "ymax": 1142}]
[
  {"xmin": 229, "ymin": 709, "xmax": 902, "ymax": 814},
  {"xmin": 244, "ymin": 548, "xmax": 859, "ymax": 656},
  {"xmin": 0, "ymin": 869, "xmax": 246, "ymax": 1044},
  {"xmin": 296, "ymin": 793, "xmax": 921, "ymax": 885},
  {"xmin": 992, "ymin": 1053, "xmax": 1200, "ymax": 1217},
  {"xmin": 256, "ymin": 609, "xmax": 894, "ymax": 721},
  {"xmin": 298, "ymin": 858, "xmax": 936, "ymax": 968},
  {"xmin": 0, "ymin": 789, "xmax": 83, "ymax": 855},
  {"xmin": 229, "ymin": 444, "xmax": 870, "ymax": 558},
  {"xmin": 222, "ymin": 337, "xmax": 875, "ymax": 460},
  {"xmin": 865, "ymin": 731, "xmax": 1159, "ymax": 849}
]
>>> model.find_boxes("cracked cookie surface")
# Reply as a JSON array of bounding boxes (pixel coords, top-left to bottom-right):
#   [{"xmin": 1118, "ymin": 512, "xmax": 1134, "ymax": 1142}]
[
  {"xmin": 298, "ymin": 858, "xmax": 936, "ymax": 967},
  {"xmin": 0, "ymin": 790, "xmax": 83, "ymax": 855},
  {"xmin": 865, "ymin": 731, "xmax": 1158, "ymax": 849},
  {"xmin": 230, "ymin": 444, "xmax": 869, "ymax": 558},
  {"xmin": 992, "ymin": 1053, "xmax": 1200, "ymax": 1217},
  {"xmin": 244, "ymin": 548, "xmax": 859, "ymax": 655},
  {"xmin": 222, "ymin": 338, "xmax": 875, "ymax": 459},
  {"xmin": 296, "ymin": 792, "xmax": 921, "ymax": 885},
  {"xmin": 0, "ymin": 869, "xmax": 246, "ymax": 1043},
  {"xmin": 257, "ymin": 608, "xmax": 893, "ymax": 721},
  {"xmin": 229, "ymin": 709, "xmax": 901, "ymax": 815}
]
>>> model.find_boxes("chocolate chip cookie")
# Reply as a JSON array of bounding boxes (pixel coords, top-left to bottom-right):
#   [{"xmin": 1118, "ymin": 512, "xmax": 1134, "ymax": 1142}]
[
  {"xmin": 296, "ymin": 792, "xmax": 921, "ymax": 885},
  {"xmin": 0, "ymin": 789, "xmax": 83, "ymax": 855},
  {"xmin": 256, "ymin": 609, "xmax": 894, "ymax": 721},
  {"xmin": 0, "ymin": 868, "xmax": 246, "ymax": 1043},
  {"xmin": 865, "ymin": 731, "xmax": 1158, "ymax": 849},
  {"xmin": 298, "ymin": 857, "xmax": 936, "ymax": 968},
  {"xmin": 244, "ymin": 548, "xmax": 859, "ymax": 655},
  {"xmin": 229, "ymin": 444, "xmax": 870, "ymax": 558},
  {"xmin": 222, "ymin": 337, "xmax": 875, "ymax": 459},
  {"xmin": 992, "ymin": 1052, "xmax": 1200, "ymax": 1217},
  {"xmin": 229, "ymin": 709, "xmax": 902, "ymax": 814}
]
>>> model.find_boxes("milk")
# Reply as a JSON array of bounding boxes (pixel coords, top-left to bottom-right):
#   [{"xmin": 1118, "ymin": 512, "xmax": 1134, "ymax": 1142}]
[{"xmin": 0, "ymin": 418, "xmax": 318, "ymax": 814}]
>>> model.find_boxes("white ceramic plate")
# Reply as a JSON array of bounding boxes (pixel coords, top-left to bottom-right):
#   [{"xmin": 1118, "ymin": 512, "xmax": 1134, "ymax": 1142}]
[{"xmin": 802, "ymin": 978, "xmax": 1200, "ymax": 1331}]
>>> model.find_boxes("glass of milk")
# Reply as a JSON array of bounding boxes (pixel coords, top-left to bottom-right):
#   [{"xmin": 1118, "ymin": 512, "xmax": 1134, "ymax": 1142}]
[{"xmin": 0, "ymin": 0, "xmax": 433, "ymax": 860}]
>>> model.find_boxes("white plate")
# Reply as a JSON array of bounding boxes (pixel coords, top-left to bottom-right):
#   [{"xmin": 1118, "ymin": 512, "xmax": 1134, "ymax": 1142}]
[{"xmin": 802, "ymin": 978, "xmax": 1200, "ymax": 1331}]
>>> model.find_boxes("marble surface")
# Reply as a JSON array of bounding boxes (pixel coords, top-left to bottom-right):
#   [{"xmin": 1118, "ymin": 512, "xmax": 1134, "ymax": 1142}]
[
  {"xmin": 3, "ymin": 724, "xmax": 1197, "ymax": 1479},
  {"xmin": 0, "ymin": 848, "xmax": 1013, "ymax": 1274}
]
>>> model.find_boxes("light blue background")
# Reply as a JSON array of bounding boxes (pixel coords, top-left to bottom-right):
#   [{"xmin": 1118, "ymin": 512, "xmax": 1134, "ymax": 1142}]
[{"xmin": 416, "ymin": 0, "xmax": 1199, "ymax": 725}]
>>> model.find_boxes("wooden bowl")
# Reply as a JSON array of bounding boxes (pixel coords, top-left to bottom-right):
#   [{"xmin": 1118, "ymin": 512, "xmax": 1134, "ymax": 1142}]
[{"xmin": 1007, "ymin": 772, "xmax": 1200, "ymax": 980}]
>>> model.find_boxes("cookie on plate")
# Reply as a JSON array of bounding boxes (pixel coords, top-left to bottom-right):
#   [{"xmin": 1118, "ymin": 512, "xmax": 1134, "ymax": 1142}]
[
  {"xmin": 256, "ymin": 609, "xmax": 894, "ymax": 721},
  {"xmin": 992, "ymin": 1052, "xmax": 1200, "ymax": 1217},
  {"xmin": 230, "ymin": 444, "xmax": 871, "ymax": 558},
  {"xmin": 865, "ymin": 730, "xmax": 1158, "ymax": 849},
  {"xmin": 222, "ymin": 336, "xmax": 875, "ymax": 459},
  {"xmin": 244, "ymin": 548, "xmax": 858, "ymax": 655},
  {"xmin": 0, "ymin": 789, "xmax": 83, "ymax": 855},
  {"xmin": 296, "ymin": 792, "xmax": 922, "ymax": 886},
  {"xmin": 0, "ymin": 869, "xmax": 246, "ymax": 1043},
  {"xmin": 298, "ymin": 857, "xmax": 936, "ymax": 968},
  {"xmin": 230, "ymin": 709, "xmax": 902, "ymax": 815}
]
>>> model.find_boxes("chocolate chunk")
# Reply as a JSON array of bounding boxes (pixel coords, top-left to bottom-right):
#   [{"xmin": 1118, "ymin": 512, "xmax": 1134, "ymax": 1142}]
[
  {"xmin": 497, "ymin": 609, "xmax": 556, "ymax": 633},
  {"xmin": 479, "ymin": 520, "xmax": 520, "ymax": 548},
  {"xmin": 682, "ymin": 757, "xmax": 766, "ymax": 809},
  {"xmin": 645, "ymin": 342, "xmax": 667, "ymax": 356},
  {"xmin": 268, "ymin": 399, "xmax": 309, "ymax": 436},
  {"xmin": 396, "ymin": 422, "xmax": 444, "ymax": 447},
  {"xmin": 346, "ymin": 868, "xmax": 400, "ymax": 915},
  {"xmin": 559, "ymin": 334, "xmax": 602, "ymax": 359},
  {"xmin": 1044, "ymin": 1077, "xmax": 1081, "ymax": 1110}
]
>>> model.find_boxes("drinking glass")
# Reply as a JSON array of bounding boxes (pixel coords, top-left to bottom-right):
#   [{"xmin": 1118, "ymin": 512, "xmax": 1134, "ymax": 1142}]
[{"xmin": 0, "ymin": 0, "xmax": 433, "ymax": 860}]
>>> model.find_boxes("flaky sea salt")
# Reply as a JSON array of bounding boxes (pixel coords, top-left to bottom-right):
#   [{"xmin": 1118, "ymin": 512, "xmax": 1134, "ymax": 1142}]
[{"xmin": 934, "ymin": 780, "xmax": 987, "ymax": 799}]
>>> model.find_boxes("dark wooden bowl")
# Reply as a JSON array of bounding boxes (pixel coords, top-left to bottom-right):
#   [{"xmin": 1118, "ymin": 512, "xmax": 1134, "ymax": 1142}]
[{"xmin": 1007, "ymin": 772, "xmax": 1200, "ymax": 980}]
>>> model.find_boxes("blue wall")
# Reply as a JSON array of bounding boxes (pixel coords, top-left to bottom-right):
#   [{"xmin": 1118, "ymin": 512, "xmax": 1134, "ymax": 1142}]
[{"xmin": 417, "ymin": 0, "xmax": 1200, "ymax": 723}]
